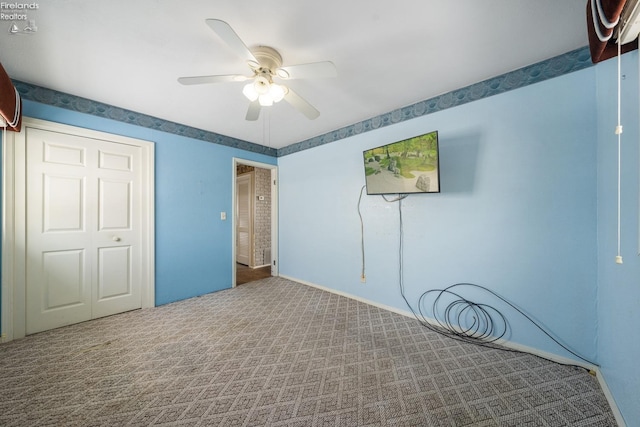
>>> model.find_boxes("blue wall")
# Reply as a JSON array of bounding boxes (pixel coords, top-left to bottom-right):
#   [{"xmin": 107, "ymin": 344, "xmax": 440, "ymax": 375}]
[
  {"xmin": 279, "ymin": 68, "xmax": 599, "ymax": 363},
  {"xmin": 12, "ymin": 100, "xmax": 276, "ymax": 306},
  {"xmin": 596, "ymin": 51, "xmax": 640, "ymax": 426}
]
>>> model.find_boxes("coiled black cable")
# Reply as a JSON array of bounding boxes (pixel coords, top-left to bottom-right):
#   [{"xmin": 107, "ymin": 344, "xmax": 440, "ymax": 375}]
[
  {"xmin": 418, "ymin": 284, "xmax": 508, "ymax": 343},
  {"xmin": 358, "ymin": 189, "xmax": 599, "ymax": 370},
  {"xmin": 413, "ymin": 283, "xmax": 597, "ymax": 368}
]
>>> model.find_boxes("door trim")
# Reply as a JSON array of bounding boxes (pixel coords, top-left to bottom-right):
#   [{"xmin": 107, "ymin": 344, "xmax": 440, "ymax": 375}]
[
  {"xmin": 232, "ymin": 158, "xmax": 278, "ymax": 287},
  {"xmin": 1, "ymin": 117, "xmax": 155, "ymax": 342}
]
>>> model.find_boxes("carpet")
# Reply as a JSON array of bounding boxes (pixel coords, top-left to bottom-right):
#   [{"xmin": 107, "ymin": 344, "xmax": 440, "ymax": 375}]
[{"xmin": 0, "ymin": 277, "xmax": 617, "ymax": 426}]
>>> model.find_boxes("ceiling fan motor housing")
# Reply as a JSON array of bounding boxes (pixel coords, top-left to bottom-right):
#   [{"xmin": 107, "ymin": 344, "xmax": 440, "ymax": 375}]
[{"xmin": 249, "ymin": 46, "xmax": 284, "ymax": 77}]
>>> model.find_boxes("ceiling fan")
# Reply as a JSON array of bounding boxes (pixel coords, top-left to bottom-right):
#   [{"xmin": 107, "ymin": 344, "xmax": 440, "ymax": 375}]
[{"xmin": 178, "ymin": 19, "xmax": 337, "ymax": 121}]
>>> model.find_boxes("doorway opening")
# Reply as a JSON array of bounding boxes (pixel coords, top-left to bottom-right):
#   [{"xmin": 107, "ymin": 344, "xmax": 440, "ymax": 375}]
[{"xmin": 232, "ymin": 158, "xmax": 278, "ymax": 286}]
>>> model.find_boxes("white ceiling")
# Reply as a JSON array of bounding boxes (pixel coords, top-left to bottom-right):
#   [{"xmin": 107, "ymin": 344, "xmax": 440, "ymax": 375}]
[{"xmin": 0, "ymin": 1, "xmax": 589, "ymax": 150}]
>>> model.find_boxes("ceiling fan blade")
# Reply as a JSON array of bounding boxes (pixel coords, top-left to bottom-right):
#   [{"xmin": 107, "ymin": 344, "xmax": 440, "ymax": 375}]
[
  {"xmin": 177, "ymin": 74, "xmax": 249, "ymax": 85},
  {"xmin": 277, "ymin": 61, "xmax": 337, "ymax": 80},
  {"xmin": 246, "ymin": 100, "xmax": 261, "ymax": 121},
  {"xmin": 284, "ymin": 88, "xmax": 320, "ymax": 120},
  {"xmin": 205, "ymin": 19, "xmax": 258, "ymax": 65}
]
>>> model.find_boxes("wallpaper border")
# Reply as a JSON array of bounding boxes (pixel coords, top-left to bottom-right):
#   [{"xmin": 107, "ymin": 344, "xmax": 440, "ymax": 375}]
[
  {"xmin": 12, "ymin": 80, "xmax": 278, "ymax": 157},
  {"xmin": 13, "ymin": 46, "xmax": 592, "ymax": 158},
  {"xmin": 278, "ymin": 46, "xmax": 593, "ymax": 156}
]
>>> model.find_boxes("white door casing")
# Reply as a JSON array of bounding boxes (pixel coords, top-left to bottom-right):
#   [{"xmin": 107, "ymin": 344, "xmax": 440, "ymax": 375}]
[
  {"xmin": 1, "ymin": 118, "xmax": 155, "ymax": 341},
  {"xmin": 235, "ymin": 172, "xmax": 253, "ymax": 267},
  {"xmin": 231, "ymin": 158, "xmax": 278, "ymax": 287}
]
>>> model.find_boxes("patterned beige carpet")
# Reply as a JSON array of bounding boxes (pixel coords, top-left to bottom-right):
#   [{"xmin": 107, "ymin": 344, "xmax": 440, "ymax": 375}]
[{"xmin": 0, "ymin": 277, "xmax": 616, "ymax": 426}]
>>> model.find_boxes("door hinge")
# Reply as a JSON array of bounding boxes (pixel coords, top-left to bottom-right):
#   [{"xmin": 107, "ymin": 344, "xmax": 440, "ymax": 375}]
[{"xmin": 273, "ymin": 260, "xmax": 276, "ymax": 266}]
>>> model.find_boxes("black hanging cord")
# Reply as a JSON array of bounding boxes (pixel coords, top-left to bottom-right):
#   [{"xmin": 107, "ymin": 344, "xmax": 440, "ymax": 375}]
[{"xmin": 357, "ymin": 186, "xmax": 367, "ymax": 280}]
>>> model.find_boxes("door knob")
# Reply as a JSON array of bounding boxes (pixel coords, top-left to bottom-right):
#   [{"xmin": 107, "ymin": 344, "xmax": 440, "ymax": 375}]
[{"xmin": 112, "ymin": 236, "xmax": 121, "ymax": 242}]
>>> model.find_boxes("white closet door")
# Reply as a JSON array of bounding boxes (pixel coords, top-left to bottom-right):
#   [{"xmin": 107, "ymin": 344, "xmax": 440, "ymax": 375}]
[
  {"xmin": 92, "ymin": 140, "xmax": 141, "ymax": 318},
  {"xmin": 25, "ymin": 128, "xmax": 142, "ymax": 334}
]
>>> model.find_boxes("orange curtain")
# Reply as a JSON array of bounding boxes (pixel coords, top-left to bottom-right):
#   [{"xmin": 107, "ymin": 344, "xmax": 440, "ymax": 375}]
[{"xmin": 0, "ymin": 61, "xmax": 22, "ymax": 132}]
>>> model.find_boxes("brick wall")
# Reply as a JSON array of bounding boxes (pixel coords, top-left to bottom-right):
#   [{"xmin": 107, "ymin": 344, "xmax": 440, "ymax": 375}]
[{"xmin": 253, "ymin": 167, "xmax": 271, "ymax": 266}]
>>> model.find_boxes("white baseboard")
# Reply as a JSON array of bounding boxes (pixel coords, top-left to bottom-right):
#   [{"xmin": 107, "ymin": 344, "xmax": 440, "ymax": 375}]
[
  {"xmin": 279, "ymin": 274, "xmax": 625, "ymax": 426},
  {"xmin": 252, "ymin": 264, "xmax": 270, "ymax": 269},
  {"xmin": 593, "ymin": 367, "xmax": 627, "ymax": 427}
]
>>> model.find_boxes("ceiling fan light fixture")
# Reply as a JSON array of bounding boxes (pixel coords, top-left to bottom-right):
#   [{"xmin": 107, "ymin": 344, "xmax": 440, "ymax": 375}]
[
  {"xmin": 244, "ymin": 79, "xmax": 285, "ymax": 106},
  {"xmin": 269, "ymin": 83, "xmax": 286, "ymax": 103},
  {"xmin": 253, "ymin": 76, "xmax": 270, "ymax": 95},
  {"xmin": 242, "ymin": 83, "xmax": 259, "ymax": 101},
  {"xmin": 258, "ymin": 94, "xmax": 274, "ymax": 107}
]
